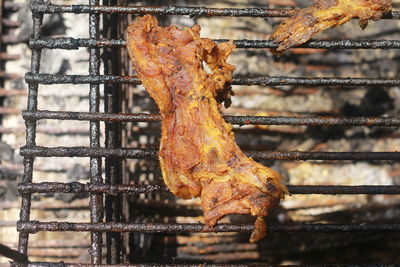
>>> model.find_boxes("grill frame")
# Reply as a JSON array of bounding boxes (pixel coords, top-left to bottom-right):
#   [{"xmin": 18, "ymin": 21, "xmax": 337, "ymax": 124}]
[{"xmin": 17, "ymin": 1, "xmax": 400, "ymax": 266}]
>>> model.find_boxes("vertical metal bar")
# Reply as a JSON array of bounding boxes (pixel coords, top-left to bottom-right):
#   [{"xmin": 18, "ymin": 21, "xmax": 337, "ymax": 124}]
[
  {"xmin": 103, "ymin": 0, "xmax": 123, "ymax": 263},
  {"xmin": 17, "ymin": 0, "xmax": 43, "ymax": 258},
  {"xmin": 120, "ymin": 8, "xmax": 131, "ymax": 262},
  {"xmin": 89, "ymin": 0, "xmax": 103, "ymax": 263}
]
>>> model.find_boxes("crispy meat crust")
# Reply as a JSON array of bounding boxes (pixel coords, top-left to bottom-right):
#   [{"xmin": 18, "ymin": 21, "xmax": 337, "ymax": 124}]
[
  {"xmin": 270, "ymin": 0, "xmax": 392, "ymax": 54},
  {"xmin": 126, "ymin": 15, "xmax": 287, "ymax": 242}
]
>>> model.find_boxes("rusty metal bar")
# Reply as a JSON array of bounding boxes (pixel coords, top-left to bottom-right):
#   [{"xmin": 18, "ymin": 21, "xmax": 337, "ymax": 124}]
[
  {"xmin": 18, "ymin": 0, "xmax": 44, "ymax": 258},
  {"xmin": 88, "ymin": 0, "xmax": 103, "ymax": 263},
  {"xmin": 21, "ymin": 110, "xmax": 400, "ymax": 126},
  {"xmin": 25, "ymin": 73, "xmax": 400, "ymax": 86},
  {"xmin": 19, "ymin": 146, "xmax": 400, "ymax": 161},
  {"xmin": 17, "ymin": 182, "xmax": 400, "ymax": 195},
  {"xmin": 17, "ymin": 221, "xmax": 400, "ymax": 233},
  {"xmin": 29, "ymin": 37, "xmax": 400, "ymax": 50},
  {"xmin": 23, "ymin": 263, "xmax": 400, "ymax": 267},
  {"xmin": 102, "ymin": 0, "xmax": 122, "ymax": 262},
  {"xmin": 18, "ymin": 182, "xmax": 166, "ymax": 195},
  {"xmin": 29, "ymin": 4, "xmax": 400, "ymax": 19}
]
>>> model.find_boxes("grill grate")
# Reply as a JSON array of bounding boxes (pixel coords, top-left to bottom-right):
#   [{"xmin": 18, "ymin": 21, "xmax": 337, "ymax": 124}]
[{"xmin": 17, "ymin": 0, "xmax": 400, "ymax": 266}]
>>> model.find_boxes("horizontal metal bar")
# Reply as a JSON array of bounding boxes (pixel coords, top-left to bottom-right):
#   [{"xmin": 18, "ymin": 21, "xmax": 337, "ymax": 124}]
[
  {"xmin": 19, "ymin": 146, "xmax": 400, "ymax": 161},
  {"xmin": 22, "ymin": 110, "xmax": 400, "ymax": 126},
  {"xmin": 18, "ymin": 183, "xmax": 166, "ymax": 195},
  {"xmin": 25, "ymin": 73, "xmax": 140, "ymax": 84},
  {"xmin": 29, "ymin": 4, "xmax": 400, "ymax": 19},
  {"xmin": 24, "ymin": 263, "xmax": 400, "ymax": 267},
  {"xmin": 25, "ymin": 73, "xmax": 400, "ymax": 86},
  {"xmin": 17, "ymin": 221, "xmax": 400, "ymax": 233},
  {"xmin": 29, "ymin": 37, "xmax": 400, "ymax": 50},
  {"xmin": 288, "ymin": 185, "xmax": 400, "ymax": 195},
  {"xmin": 17, "ymin": 182, "xmax": 400, "ymax": 195}
]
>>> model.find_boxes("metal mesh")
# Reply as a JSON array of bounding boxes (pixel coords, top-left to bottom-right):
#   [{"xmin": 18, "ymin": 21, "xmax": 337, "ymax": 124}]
[{"xmin": 17, "ymin": 0, "xmax": 400, "ymax": 266}]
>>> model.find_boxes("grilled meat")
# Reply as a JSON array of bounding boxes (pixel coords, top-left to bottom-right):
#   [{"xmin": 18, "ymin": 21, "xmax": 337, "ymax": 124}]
[
  {"xmin": 270, "ymin": 0, "xmax": 392, "ymax": 54},
  {"xmin": 127, "ymin": 15, "xmax": 287, "ymax": 242}
]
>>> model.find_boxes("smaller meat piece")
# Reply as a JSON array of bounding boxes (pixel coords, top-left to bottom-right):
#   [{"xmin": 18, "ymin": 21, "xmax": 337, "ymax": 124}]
[{"xmin": 270, "ymin": 0, "xmax": 392, "ymax": 54}]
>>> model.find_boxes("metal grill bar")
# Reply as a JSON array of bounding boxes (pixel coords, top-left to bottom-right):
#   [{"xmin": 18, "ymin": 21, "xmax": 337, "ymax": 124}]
[
  {"xmin": 102, "ymin": 0, "xmax": 123, "ymax": 262},
  {"xmin": 17, "ymin": 183, "xmax": 400, "ymax": 195},
  {"xmin": 22, "ymin": 110, "xmax": 400, "ymax": 126},
  {"xmin": 17, "ymin": 221, "xmax": 400, "ymax": 233},
  {"xmin": 24, "ymin": 73, "xmax": 400, "ymax": 87},
  {"xmin": 19, "ymin": 146, "xmax": 400, "ymax": 161},
  {"xmin": 29, "ymin": 4, "xmax": 400, "ymax": 19},
  {"xmin": 29, "ymin": 37, "xmax": 400, "ymax": 50},
  {"xmin": 17, "ymin": 0, "xmax": 43, "ymax": 257},
  {"xmin": 23, "ymin": 263, "xmax": 400, "ymax": 267},
  {"xmin": 20, "ymin": 1, "xmax": 400, "ymax": 265},
  {"xmin": 88, "ymin": 0, "xmax": 103, "ymax": 263}
]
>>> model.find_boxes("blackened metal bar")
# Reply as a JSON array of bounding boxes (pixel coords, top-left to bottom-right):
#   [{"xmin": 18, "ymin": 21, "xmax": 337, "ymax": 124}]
[
  {"xmin": 17, "ymin": 221, "xmax": 400, "ymax": 233},
  {"xmin": 22, "ymin": 110, "xmax": 400, "ymax": 126},
  {"xmin": 23, "ymin": 263, "xmax": 400, "ymax": 267},
  {"xmin": 24, "ymin": 73, "xmax": 400, "ymax": 86},
  {"xmin": 18, "ymin": 0, "xmax": 43, "ymax": 257},
  {"xmin": 29, "ymin": 37, "xmax": 400, "ymax": 50},
  {"xmin": 18, "ymin": 183, "xmax": 166, "ymax": 195},
  {"xmin": 102, "ymin": 0, "xmax": 122, "ymax": 262},
  {"xmin": 89, "ymin": 0, "xmax": 103, "ymax": 263},
  {"xmin": 28, "ymin": 4, "xmax": 400, "ymax": 19},
  {"xmin": 286, "ymin": 185, "xmax": 400, "ymax": 195},
  {"xmin": 17, "ymin": 183, "xmax": 400, "ymax": 195},
  {"xmin": 19, "ymin": 146, "xmax": 400, "ymax": 161}
]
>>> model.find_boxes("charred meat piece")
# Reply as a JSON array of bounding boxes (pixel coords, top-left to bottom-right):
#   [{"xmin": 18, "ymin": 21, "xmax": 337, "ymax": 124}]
[
  {"xmin": 127, "ymin": 15, "xmax": 287, "ymax": 242},
  {"xmin": 270, "ymin": 0, "xmax": 392, "ymax": 54}
]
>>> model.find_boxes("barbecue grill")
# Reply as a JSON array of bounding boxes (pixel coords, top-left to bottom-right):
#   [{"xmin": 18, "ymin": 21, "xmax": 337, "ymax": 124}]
[{"xmin": 14, "ymin": 0, "xmax": 400, "ymax": 265}]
